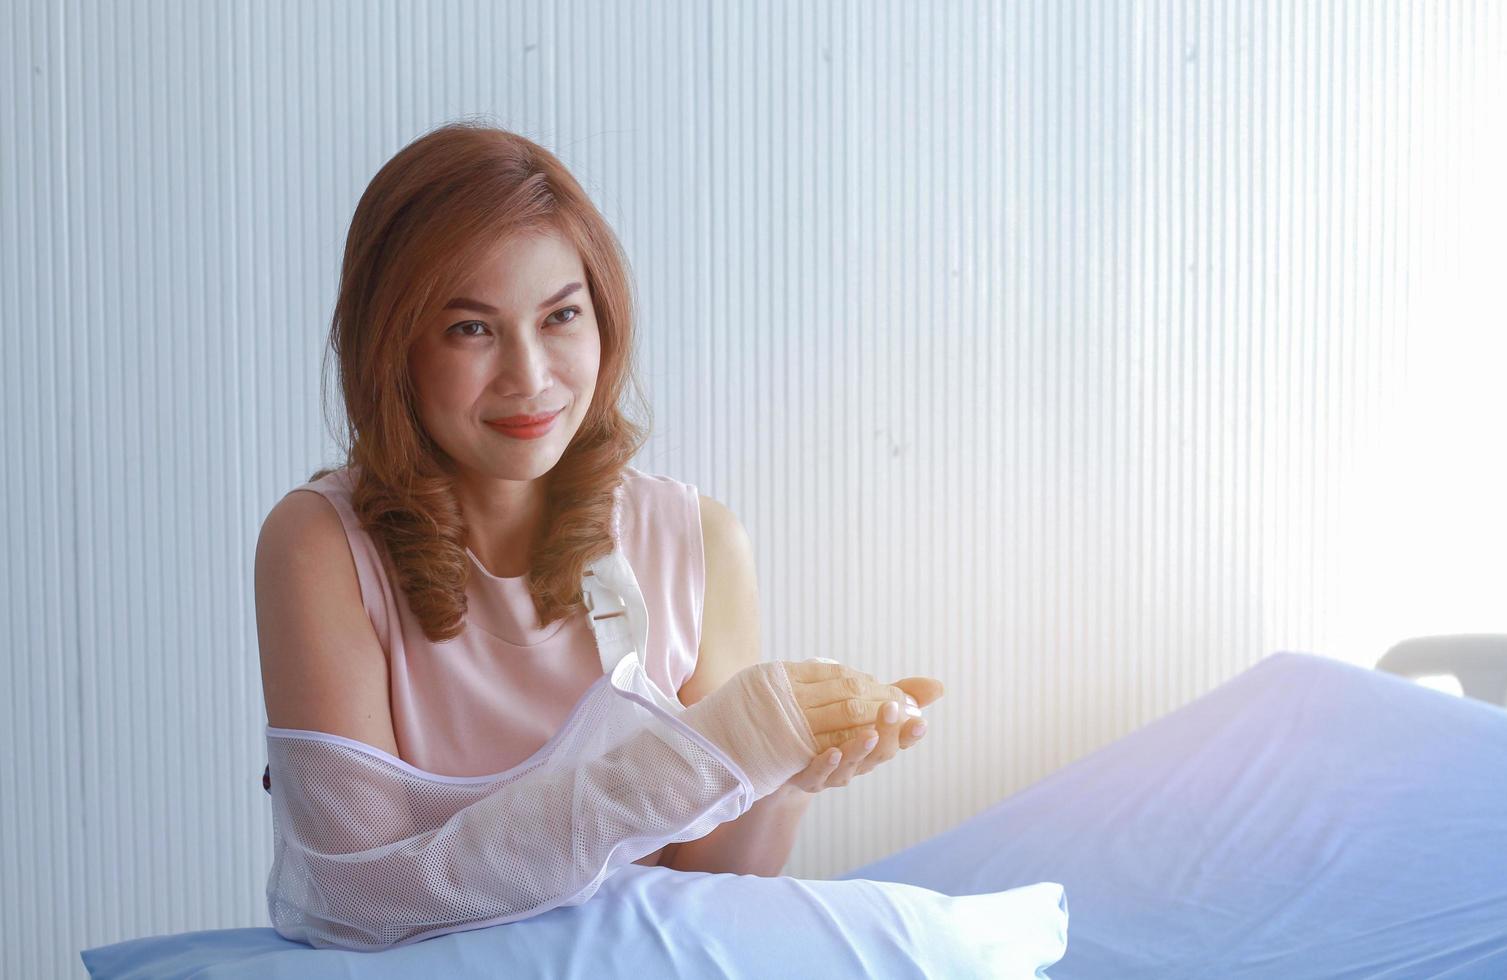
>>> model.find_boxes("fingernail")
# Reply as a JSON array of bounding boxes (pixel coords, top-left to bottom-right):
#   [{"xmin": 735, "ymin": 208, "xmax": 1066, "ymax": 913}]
[
  {"xmin": 882, "ymin": 701, "xmax": 900, "ymax": 724},
  {"xmin": 912, "ymin": 720, "xmax": 928, "ymax": 738},
  {"xmin": 824, "ymin": 749, "xmax": 841, "ymax": 766},
  {"xmin": 863, "ymin": 732, "xmax": 879, "ymax": 750}
]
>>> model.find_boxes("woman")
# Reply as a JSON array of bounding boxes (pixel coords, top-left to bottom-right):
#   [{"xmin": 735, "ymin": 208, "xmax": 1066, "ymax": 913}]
[{"xmin": 255, "ymin": 122, "xmax": 943, "ymax": 935}]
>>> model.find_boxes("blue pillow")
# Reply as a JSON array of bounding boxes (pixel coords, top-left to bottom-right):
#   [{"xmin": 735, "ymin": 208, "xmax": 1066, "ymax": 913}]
[{"xmin": 81, "ymin": 864, "xmax": 1068, "ymax": 979}]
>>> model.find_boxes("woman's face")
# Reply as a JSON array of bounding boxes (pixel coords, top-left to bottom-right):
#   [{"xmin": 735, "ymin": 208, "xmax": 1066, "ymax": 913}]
[{"xmin": 408, "ymin": 227, "xmax": 601, "ymax": 483}]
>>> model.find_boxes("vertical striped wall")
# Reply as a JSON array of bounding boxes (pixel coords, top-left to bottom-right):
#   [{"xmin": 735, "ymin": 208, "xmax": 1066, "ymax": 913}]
[{"xmin": 4, "ymin": 2, "xmax": 1504, "ymax": 975}]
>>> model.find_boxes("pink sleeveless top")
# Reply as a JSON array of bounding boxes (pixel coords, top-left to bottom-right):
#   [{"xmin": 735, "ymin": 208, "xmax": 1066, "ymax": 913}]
[{"xmin": 288, "ymin": 464, "xmax": 706, "ymax": 777}]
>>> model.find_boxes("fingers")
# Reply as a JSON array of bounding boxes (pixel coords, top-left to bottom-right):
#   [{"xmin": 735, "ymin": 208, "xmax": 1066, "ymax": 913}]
[
  {"xmin": 780, "ymin": 662, "xmax": 942, "ymax": 756},
  {"xmin": 795, "ymin": 675, "xmax": 914, "ymax": 712},
  {"xmin": 890, "ymin": 677, "xmax": 945, "ymax": 708},
  {"xmin": 784, "ymin": 660, "xmax": 871, "ymax": 685},
  {"xmin": 786, "ymin": 745, "xmax": 844, "ymax": 793},
  {"xmin": 803, "ymin": 696, "xmax": 907, "ymax": 738},
  {"xmin": 854, "ymin": 685, "xmax": 936, "ymax": 773},
  {"xmin": 788, "ymin": 671, "xmax": 936, "ymax": 735},
  {"xmin": 824, "ymin": 729, "xmax": 880, "ymax": 788},
  {"xmin": 854, "ymin": 707, "xmax": 904, "ymax": 775},
  {"xmin": 805, "ymin": 717, "xmax": 932, "ymax": 792},
  {"xmin": 784, "ymin": 662, "xmax": 942, "ymax": 709},
  {"xmin": 897, "ymin": 715, "xmax": 929, "ymax": 750},
  {"xmin": 855, "ymin": 712, "xmax": 934, "ymax": 775}
]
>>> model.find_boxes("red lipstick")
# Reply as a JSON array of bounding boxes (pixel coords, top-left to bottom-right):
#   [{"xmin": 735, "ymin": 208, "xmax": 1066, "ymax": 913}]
[{"xmin": 485, "ymin": 408, "xmax": 562, "ymax": 440}]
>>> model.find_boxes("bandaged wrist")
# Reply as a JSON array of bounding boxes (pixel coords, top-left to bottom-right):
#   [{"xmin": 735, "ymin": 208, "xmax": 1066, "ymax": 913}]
[{"xmin": 679, "ymin": 661, "xmax": 819, "ymax": 797}]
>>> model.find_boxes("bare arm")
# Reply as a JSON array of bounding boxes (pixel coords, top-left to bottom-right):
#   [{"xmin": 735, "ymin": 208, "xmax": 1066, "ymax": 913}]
[
  {"xmin": 256, "ymin": 489, "xmax": 401, "ymax": 753},
  {"xmin": 659, "ymin": 783, "xmax": 814, "ymax": 877},
  {"xmin": 659, "ymin": 494, "xmax": 814, "ymax": 876}
]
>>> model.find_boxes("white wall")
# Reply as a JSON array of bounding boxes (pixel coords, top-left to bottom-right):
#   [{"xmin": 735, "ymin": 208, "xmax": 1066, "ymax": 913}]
[{"xmin": 3, "ymin": 1, "xmax": 1504, "ymax": 976}]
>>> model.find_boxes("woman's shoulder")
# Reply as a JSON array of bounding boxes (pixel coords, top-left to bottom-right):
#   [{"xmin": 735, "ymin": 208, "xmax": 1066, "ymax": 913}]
[
  {"xmin": 300, "ymin": 462, "xmax": 357, "ymax": 494},
  {"xmin": 261, "ymin": 466, "xmax": 351, "ymax": 539},
  {"xmin": 268, "ymin": 464, "xmax": 370, "ymax": 554},
  {"xmin": 620, "ymin": 464, "xmax": 696, "ymax": 496},
  {"xmin": 617, "ymin": 464, "xmax": 699, "ymax": 518},
  {"xmin": 264, "ymin": 462, "xmax": 394, "ymax": 647}
]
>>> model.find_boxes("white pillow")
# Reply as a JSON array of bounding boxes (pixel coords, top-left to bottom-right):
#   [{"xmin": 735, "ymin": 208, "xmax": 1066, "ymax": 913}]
[{"xmin": 81, "ymin": 864, "xmax": 1068, "ymax": 979}]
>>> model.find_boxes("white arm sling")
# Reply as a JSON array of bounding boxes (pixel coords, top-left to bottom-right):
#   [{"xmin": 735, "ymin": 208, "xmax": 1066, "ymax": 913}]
[{"xmin": 263, "ymin": 543, "xmax": 818, "ymax": 951}]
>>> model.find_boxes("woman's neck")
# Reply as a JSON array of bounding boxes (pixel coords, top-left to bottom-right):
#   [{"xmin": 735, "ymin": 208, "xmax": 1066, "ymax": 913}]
[{"xmin": 452, "ymin": 472, "xmax": 548, "ymax": 578}]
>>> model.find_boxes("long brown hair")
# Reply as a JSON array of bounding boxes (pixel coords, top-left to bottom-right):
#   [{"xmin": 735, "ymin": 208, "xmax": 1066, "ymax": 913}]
[{"xmin": 310, "ymin": 120, "xmax": 651, "ymax": 642}]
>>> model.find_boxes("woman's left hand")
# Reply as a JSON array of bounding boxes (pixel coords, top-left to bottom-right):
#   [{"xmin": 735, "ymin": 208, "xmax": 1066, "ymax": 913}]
[{"xmin": 783, "ymin": 675, "xmax": 943, "ymax": 793}]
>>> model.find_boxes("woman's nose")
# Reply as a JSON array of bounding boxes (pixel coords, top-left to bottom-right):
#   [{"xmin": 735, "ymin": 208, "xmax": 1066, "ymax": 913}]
[{"xmin": 495, "ymin": 332, "xmax": 552, "ymax": 394}]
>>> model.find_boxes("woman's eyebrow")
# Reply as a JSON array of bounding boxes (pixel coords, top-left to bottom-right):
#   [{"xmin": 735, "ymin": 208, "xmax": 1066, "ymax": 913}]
[{"xmin": 442, "ymin": 282, "xmax": 582, "ymax": 315}]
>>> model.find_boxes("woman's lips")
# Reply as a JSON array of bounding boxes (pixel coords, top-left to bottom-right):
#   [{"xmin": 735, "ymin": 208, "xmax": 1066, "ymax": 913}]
[
  {"xmin": 491, "ymin": 409, "xmax": 560, "ymax": 425},
  {"xmin": 485, "ymin": 409, "xmax": 561, "ymax": 440}
]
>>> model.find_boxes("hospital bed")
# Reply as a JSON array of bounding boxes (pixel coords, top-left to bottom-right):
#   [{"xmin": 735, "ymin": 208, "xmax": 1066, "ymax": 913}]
[
  {"xmin": 82, "ymin": 643, "xmax": 1507, "ymax": 978},
  {"xmin": 843, "ymin": 639, "xmax": 1507, "ymax": 977}
]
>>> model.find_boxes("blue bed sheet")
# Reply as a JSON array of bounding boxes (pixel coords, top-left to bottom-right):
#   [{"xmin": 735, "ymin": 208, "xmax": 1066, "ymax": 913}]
[{"xmin": 840, "ymin": 651, "xmax": 1507, "ymax": 978}]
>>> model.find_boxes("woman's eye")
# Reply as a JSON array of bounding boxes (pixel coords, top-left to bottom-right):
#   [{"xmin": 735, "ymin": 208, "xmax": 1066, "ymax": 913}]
[{"xmin": 448, "ymin": 308, "xmax": 580, "ymax": 337}]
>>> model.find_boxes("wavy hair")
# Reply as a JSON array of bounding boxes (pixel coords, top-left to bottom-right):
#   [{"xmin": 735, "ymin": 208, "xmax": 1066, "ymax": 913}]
[{"xmin": 309, "ymin": 120, "xmax": 651, "ymax": 643}]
